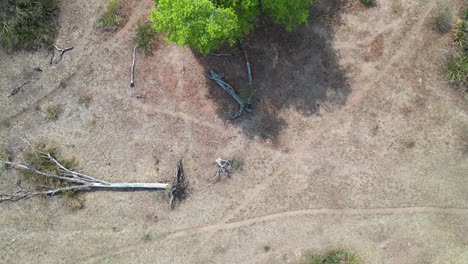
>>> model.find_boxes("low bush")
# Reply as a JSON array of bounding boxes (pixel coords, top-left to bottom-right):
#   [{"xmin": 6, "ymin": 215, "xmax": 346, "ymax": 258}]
[
  {"xmin": 454, "ymin": 11, "xmax": 467, "ymax": 52},
  {"xmin": 134, "ymin": 21, "xmax": 156, "ymax": 54},
  {"xmin": 0, "ymin": 0, "xmax": 59, "ymax": 49}
]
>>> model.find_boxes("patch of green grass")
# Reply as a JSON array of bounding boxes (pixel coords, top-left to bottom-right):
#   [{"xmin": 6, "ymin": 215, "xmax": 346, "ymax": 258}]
[
  {"xmin": 42, "ymin": 103, "xmax": 60, "ymax": 121},
  {"xmin": 78, "ymin": 94, "xmax": 92, "ymax": 108},
  {"xmin": 434, "ymin": 7, "xmax": 453, "ymax": 33},
  {"xmin": 447, "ymin": 54, "xmax": 468, "ymax": 90},
  {"xmin": 134, "ymin": 21, "xmax": 156, "ymax": 54},
  {"xmin": 0, "ymin": 0, "xmax": 59, "ymax": 49},
  {"xmin": 308, "ymin": 249, "xmax": 362, "ymax": 264},
  {"xmin": 99, "ymin": 0, "xmax": 123, "ymax": 30},
  {"xmin": 360, "ymin": 0, "xmax": 376, "ymax": 7}
]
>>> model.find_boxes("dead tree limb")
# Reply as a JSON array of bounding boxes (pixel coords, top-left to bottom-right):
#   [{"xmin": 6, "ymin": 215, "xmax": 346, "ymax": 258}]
[
  {"xmin": 50, "ymin": 44, "xmax": 74, "ymax": 64},
  {"xmin": 130, "ymin": 44, "xmax": 137, "ymax": 88},
  {"xmin": 209, "ymin": 70, "xmax": 251, "ymax": 119},
  {"xmin": 238, "ymin": 40, "xmax": 252, "ymax": 87},
  {"xmin": 168, "ymin": 160, "xmax": 187, "ymax": 209},
  {"xmin": 208, "ymin": 52, "xmax": 235, "ymax": 57},
  {"xmin": 213, "ymin": 158, "xmax": 230, "ymax": 182}
]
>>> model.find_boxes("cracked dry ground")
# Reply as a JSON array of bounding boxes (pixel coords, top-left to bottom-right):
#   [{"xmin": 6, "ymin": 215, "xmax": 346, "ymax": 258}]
[{"xmin": 0, "ymin": 0, "xmax": 467, "ymax": 263}]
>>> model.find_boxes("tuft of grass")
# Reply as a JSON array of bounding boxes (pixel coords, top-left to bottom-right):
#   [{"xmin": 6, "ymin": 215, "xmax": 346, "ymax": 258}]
[
  {"xmin": 360, "ymin": 0, "xmax": 376, "ymax": 7},
  {"xmin": 78, "ymin": 94, "xmax": 92, "ymax": 108},
  {"xmin": 42, "ymin": 103, "xmax": 60, "ymax": 121},
  {"xmin": 142, "ymin": 233, "xmax": 152, "ymax": 242},
  {"xmin": 435, "ymin": 7, "xmax": 453, "ymax": 33},
  {"xmin": 454, "ymin": 11, "xmax": 468, "ymax": 53},
  {"xmin": 0, "ymin": 148, "xmax": 8, "ymax": 170},
  {"xmin": 308, "ymin": 249, "xmax": 362, "ymax": 264},
  {"xmin": 99, "ymin": 0, "xmax": 123, "ymax": 30},
  {"xmin": 229, "ymin": 156, "xmax": 242, "ymax": 169},
  {"xmin": 447, "ymin": 54, "xmax": 468, "ymax": 90},
  {"xmin": 134, "ymin": 21, "xmax": 156, "ymax": 54},
  {"xmin": 62, "ymin": 189, "xmax": 85, "ymax": 210},
  {"xmin": 263, "ymin": 245, "xmax": 271, "ymax": 252},
  {"xmin": 0, "ymin": 0, "xmax": 59, "ymax": 49}
]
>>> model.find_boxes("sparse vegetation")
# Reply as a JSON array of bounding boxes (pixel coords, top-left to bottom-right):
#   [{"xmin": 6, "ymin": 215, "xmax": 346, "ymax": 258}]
[
  {"xmin": 42, "ymin": 103, "xmax": 60, "ymax": 120},
  {"xmin": 0, "ymin": 0, "xmax": 59, "ymax": 49},
  {"xmin": 308, "ymin": 249, "xmax": 362, "ymax": 264},
  {"xmin": 99, "ymin": 0, "xmax": 123, "ymax": 30},
  {"xmin": 361, "ymin": 0, "xmax": 376, "ymax": 7},
  {"xmin": 134, "ymin": 21, "xmax": 156, "ymax": 54},
  {"xmin": 434, "ymin": 8, "xmax": 453, "ymax": 33},
  {"xmin": 263, "ymin": 245, "xmax": 271, "ymax": 252},
  {"xmin": 78, "ymin": 94, "xmax": 92, "ymax": 108}
]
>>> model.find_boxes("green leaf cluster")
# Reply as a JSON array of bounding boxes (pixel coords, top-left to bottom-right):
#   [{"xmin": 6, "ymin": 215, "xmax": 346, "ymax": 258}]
[{"xmin": 150, "ymin": 0, "xmax": 317, "ymax": 53}]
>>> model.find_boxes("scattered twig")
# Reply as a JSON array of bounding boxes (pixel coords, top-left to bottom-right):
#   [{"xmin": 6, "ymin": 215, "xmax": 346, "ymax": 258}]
[
  {"xmin": 209, "ymin": 70, "xmax": 251, "ymax": 119},
  {"xmin": 213, "ymin": 158, "xmax": 230, "ymax": 182},
  {"xmin": 168, "ymin": 160, "xmax": 187, "ymax": 209},
  {"xmin": 130, "ymin": 44, "xmax": 137, "ymax": 88},
  {"xmin": 50, "ymin": 44, "xmax": 74, "ymax": 64},
  {"xmin": 8, "ymin": 81, "xmax": 30, "ymax": 97}
]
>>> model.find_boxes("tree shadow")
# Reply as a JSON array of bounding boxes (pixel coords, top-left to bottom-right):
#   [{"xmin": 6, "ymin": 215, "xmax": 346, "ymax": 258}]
[{"xmin": 195, "ymin": 0, "xmax": 350, "ymax": 143}]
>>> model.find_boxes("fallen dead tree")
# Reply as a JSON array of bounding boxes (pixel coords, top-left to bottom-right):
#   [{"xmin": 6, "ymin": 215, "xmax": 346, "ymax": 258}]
[{"xmin": 0, "ymin": 145, "xmax": 186, "ymax": 208}]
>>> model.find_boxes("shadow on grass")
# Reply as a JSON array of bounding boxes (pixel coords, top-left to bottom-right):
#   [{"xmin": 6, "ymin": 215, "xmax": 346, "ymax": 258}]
[{"xmin": 194, "ymin": 0, "xmax": 351, "ymax": 143}]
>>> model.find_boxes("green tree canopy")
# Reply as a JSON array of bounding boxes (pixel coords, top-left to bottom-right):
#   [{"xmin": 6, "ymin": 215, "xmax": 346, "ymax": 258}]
[{"xmin": 150, "ymin": 0, "xmax": 317, "ymax": 54}]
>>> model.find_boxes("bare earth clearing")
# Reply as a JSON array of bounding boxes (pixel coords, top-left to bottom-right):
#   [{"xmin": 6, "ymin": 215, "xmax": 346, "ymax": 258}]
[{"xmin": 0, "ymin": 0, "xmax": 467, "ymax": 263}]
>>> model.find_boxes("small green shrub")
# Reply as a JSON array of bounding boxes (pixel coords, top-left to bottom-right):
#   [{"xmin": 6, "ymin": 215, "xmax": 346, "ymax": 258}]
[
  {"xmin": 99, "ymin": 0, "xmax": 123, "ymax": 30},
  {"xmin": 361, "ymin": 0, "xmax": 376, "ymax": 7},
  {"xmin": 435, "ymin": 8, "xmax": 453, "ymax": 33},
  {"xmin": 0, "ymin": 0, "xmax": 59, "ymax": 49},
  {"xmin": 42, "ymin": 103, "xmax": 60, "ymax": 120},
  {"xmin": 447, "ymin": 54, "xmax": 468, "ymax": 90},
  {"xmin": 308, "ymin": 249, "xmax": 362, "ymax": 264},
  {"xmin": 134, "ymin": 21, "xmax": 156, "ymax": 54}
]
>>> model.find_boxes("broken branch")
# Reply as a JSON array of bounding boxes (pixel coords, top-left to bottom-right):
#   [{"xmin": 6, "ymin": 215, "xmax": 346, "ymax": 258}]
[
  {"xmin": 50, "ymin": 44, "xmax": 74, "ymax": 64},
  {"xmin": 130, "ymin": 44, "xmax": 137, "ymax": 88}
]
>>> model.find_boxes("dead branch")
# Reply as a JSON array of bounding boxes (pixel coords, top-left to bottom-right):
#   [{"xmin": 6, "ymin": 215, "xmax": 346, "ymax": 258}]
[
  {"xmin": 238, "ymin": 40, "xmax": 252, "ymax": 87},
  {"xmin": 209, "ymin": 70, "xmax": 251, "ymax": 119},
  {"xmin": 213, "ymin": 158, "xmax": 230, "ymax": 182},
  {"xmin": 8, "ymin": 81, "xmax": 30, "ymax": 97},
  {"xmin": 130, "ymin": 44, "xmax": 137, "ymax": 88},
  {"xmin": 168, "ymin": 160, "xmax": 187, "ymax": 209},
  {"xmin": 50, "ymin": 44, "xmax": 74, "ymax": 64},
  {"xmin": 208, "ymin": 52, "xmax": 236, "ymax": 57}
]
